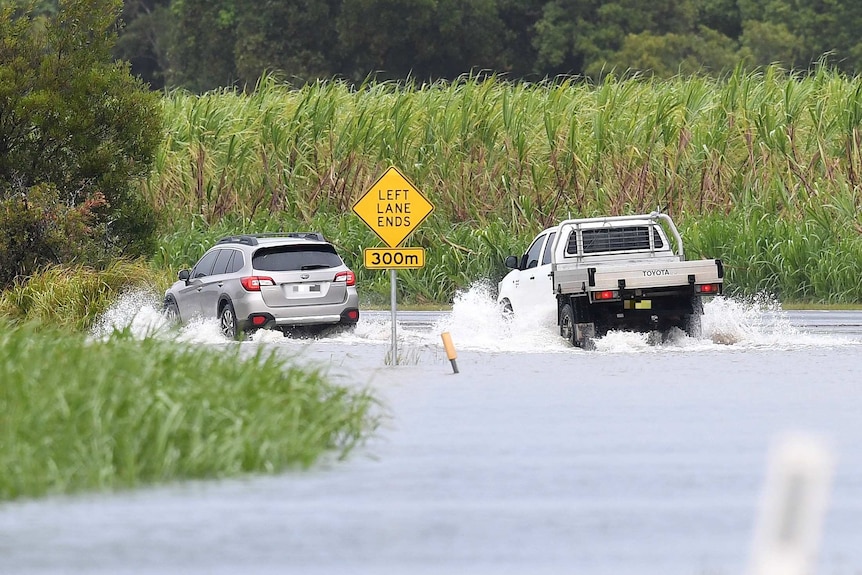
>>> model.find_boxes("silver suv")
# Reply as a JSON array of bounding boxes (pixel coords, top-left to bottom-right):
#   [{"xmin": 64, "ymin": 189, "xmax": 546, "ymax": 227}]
[{"xmin": 163, "ymin": 233, "xmax": 359, "ymax": 338}]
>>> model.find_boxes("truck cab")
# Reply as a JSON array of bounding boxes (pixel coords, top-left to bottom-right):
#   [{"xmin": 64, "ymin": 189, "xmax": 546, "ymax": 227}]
[
  {"xmin": 498, "ymin": 226, "xmax": 557, "ymax": 320},
  {"xmin": 498, "ymin": 212, "xmax": 723, "ymax": 348}
]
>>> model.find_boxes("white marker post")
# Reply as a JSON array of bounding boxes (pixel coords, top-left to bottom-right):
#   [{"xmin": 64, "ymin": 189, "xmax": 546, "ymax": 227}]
[{"xmin": 748, "ymin": 433, "xmax": 834, "ymax": 575}]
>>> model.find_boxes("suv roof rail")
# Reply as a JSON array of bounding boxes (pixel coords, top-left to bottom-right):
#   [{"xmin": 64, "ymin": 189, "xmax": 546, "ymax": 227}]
[
  {"xmin": 216, "ymin": 232, "xmax": 327, "ymax": 246},
  {"xmin": 217, "ymin": 235, "xmax": 259, "ymax": 246}
]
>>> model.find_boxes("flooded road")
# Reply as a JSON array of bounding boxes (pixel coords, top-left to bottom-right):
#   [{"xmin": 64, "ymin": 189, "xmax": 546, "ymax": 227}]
[{"xmin": 2, "ymin": 289, "xmax": 862, "ymax": 575}]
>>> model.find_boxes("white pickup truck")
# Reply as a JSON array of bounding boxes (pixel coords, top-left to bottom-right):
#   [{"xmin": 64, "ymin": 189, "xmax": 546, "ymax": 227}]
[{"xmin": 497, "ymin": 212, "xmax": 724, "ymax": 348}]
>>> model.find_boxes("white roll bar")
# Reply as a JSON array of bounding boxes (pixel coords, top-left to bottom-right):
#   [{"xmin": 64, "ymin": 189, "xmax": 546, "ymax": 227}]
[{"xmin": 550, "ymin": 211, "xmax": 685, "ymax": 259}]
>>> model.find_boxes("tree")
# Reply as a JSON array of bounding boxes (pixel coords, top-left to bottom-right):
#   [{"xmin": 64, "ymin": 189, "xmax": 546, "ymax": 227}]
[
  {"xmin": 605, "ymin": 27, "xmax": 741, "ymax": 77},
  {"xmin": 496, "ymin": 0, "xmax": 545, "ymax": 79},
  {"xmin": 166, "ymin": 0, "xmax": 238, "ymax": 91},
  {"xmin": 739, "ymin": 0, "xmax": 862, "ymax": 73},
  {"xmin": 113, "ymin": 0, "xmax": 172, "ymax": 90},
  {"xmin": 533, "ymin": 0, "xmax": 700, "ymax": 78},
  {"xmin": 233, "ymin": 0, "xmax": 341, "ymax": 86},
  {"xmin": 738, "ymin": 19, "xmax": 799, "ymax": 68},
  {"xmin": 532, "ymin": 0, "xmax": 591, "ymax": 76},
  {"xmin": 698, "ymin": 0, "xmax": 743, "ymax": 39},
  {"xmin": 336, "ymin": 0, "xmax": 508, "ymax": 82},
  {"xmin": 0, "ymin": 0, "xmax": 163, "ymax": 288}
]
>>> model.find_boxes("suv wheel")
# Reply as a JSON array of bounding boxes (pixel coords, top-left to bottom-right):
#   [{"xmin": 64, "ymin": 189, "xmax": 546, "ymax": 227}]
[
  {"xmin": 163, "ymin": 297, "xmax": 180, "ymax": 325},
  {"xmin": 220, "ymin": 301, "xmax": 238, "ymax": 339}
]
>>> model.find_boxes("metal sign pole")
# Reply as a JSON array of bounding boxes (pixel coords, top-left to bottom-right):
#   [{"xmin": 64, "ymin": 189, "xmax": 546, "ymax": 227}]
[{"xmin": 390, "ymin": 269, "xmax": 397, "ymax": 365}]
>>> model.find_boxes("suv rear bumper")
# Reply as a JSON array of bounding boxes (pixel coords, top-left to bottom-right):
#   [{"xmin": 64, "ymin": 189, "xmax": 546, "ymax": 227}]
[{"xmin": 239, "ymin": 308, "xmax": 359, "ymax": 331}]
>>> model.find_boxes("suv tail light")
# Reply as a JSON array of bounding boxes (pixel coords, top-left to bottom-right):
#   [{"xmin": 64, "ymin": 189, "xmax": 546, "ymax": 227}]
[
  {"xmin": 240, "ymin": 276, "xmax": 275, "ymax": 291},
  {"xmin": 334, "ymin": 270, "xmax": 356, "ymax": 286}
]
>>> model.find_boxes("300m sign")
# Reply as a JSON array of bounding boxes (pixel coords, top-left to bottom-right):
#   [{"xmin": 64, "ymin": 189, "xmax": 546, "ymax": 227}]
[{"xmin": 363, "ymin": 247, "xmax": 426, "ymax": 269}]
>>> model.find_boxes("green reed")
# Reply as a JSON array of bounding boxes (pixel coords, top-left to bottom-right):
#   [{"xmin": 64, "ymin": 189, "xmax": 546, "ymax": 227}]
[
  {"xmin": 0, "ymin": 323, "xmax": 381, "ymax": 500},
  {"xmin": 0, "ymin": 260, "xmax": 169, "ymax": 331},
  {"xmin": 144, "ymin": 67, "xmax": 862, "ymax": 304}
]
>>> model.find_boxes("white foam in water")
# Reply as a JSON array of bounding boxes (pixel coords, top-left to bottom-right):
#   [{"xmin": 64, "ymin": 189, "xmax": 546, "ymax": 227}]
[
  {"xmin": 92, "ymin": 283, "xmax": 856, "ymax": 353},
  {"xmin": 701, "ymin": 294, "xmax": 850, "ymax": 349},
  {"xmin": 702, "ymin": 294, "xmax": 783, "ymax": 346},
  {"xmin": 90, "ymin": 289, "xmax": 174, "ymax": 340},
  {"xmin": 90, "ymin": 289, "xmax": 229, "ymax": 345},
  {"xmin": 432, "ymin": 281, "xmax": 569, "ymax": 353}
]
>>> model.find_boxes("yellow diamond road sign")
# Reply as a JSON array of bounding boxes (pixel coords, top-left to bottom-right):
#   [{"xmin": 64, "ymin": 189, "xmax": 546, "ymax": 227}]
[{"xmin": 353, "ymin": 166, "xmax": 434, "ymax": 248}]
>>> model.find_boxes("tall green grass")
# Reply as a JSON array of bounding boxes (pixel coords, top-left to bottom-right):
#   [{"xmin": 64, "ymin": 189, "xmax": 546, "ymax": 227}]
[
  {"xmin": 0, "ymin": 260, "xmax": 171, "ymax": 331},
  {"xmin": 146, "ymin": 67, "xmax": 862, "ymax": 304},
  {"xmin": 684, "ymin": 207, "xmax": 862, "ymax": 303},
  {"xmin": 0, "ymin": 323, "xmax": 380, "ymax": 500}
]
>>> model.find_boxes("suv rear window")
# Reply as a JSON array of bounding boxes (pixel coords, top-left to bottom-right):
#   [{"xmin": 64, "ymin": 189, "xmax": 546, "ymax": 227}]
[{"xmin": 252, "ymin": 245, "xmax": 343, "ymax": 272}]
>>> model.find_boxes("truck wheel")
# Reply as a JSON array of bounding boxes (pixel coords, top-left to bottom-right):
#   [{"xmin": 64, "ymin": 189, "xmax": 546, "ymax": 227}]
[
  {"xmin": 561, "ymin": 303, "xmax": 597, "ymax": 349},
  {"xmin": 560, "ymin": 304, "xmax": 577, "ymax": 346},
  {"xmin": 685, "ymin": 314, "xmax": 702, "ymax": 338}
]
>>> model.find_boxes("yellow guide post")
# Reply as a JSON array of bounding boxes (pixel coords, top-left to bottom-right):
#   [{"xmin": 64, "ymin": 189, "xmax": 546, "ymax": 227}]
[{"xmin": 440, "ymin": 332, "xmax": 459, "ymax": 374}]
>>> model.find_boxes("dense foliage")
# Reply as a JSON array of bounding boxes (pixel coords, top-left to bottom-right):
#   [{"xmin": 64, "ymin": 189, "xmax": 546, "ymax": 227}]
[
  {"xmin": 0, "ymin": 0, "xmax": 163, "ymax": 289},
  {"xmin": 0, "ymin": 259, "xmax": 166, "ymax": 330},
  {"xmin": 144, "ymin": 70, "xmax": 862, "ymax": 304},
  {"xmin": 105, "ymin": 0, "xmax": 862, "ymax": 91}
]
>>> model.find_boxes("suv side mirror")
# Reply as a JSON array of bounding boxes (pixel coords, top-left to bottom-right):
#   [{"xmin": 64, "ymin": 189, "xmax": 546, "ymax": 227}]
[
  {"xmin": 504, "ymin": 255, "xmax": 519, "ymax": 269},
  {"xmin": 178, "ymin": 269, "xmax": 190, "ymax": 282}
]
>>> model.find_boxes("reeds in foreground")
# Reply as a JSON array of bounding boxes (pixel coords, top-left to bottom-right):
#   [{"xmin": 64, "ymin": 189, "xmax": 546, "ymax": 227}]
[{"xmin": 0, "ymin": 323, "xmax": 381, "ymax": 500}]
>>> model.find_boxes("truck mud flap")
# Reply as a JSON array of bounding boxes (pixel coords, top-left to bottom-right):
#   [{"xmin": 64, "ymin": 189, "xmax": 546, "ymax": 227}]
[{"xmin": 575, "ymin": 322, "xmax": 596, "ymax": 349}]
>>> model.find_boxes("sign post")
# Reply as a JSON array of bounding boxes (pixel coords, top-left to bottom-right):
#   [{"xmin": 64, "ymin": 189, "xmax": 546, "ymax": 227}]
[{"xmin": 353, "ymin": 166, "xmax": 434, "ymax": 365}]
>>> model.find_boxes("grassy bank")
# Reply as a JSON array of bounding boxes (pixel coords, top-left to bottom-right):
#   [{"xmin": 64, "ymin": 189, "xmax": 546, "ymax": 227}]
[
  {"xmin": 144, "ymin": 68, "xmax": 862, "ymax": 304},
  {"xmin": 0, "ymin": 323, "xmax": 380, "ymax": 501},
  {"xmin": 0, "ymin": 260, "xmax": 171, "ymax": 332}
]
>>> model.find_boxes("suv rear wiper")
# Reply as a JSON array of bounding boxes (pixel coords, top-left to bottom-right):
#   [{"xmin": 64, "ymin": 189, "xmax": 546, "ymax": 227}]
[{"xmin": 300, "ymin": 264, "xmax": 330, "ymax": 270}]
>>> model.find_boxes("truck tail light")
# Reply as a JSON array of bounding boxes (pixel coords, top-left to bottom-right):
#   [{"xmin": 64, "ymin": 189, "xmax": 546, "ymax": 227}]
[
  {"xmin": 240, "ymin": 276, "xmax": 275, "ymax": 291},
  {"xmin": 334, "ymin": 270, "xmax": 356, "ymax": 286},
  {"xmin": 695, "ymin": 283, "xmax": 721, "ymax": 294},
  {"xmin": 594, "ymin": 290, "xmax": 619, "ymax": 301}
]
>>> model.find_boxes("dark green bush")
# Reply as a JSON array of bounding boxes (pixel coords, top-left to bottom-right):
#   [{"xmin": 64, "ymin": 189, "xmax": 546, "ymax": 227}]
[{"xmin": 0, "ymin": 0, "xmax": 163, "ymax": 289}]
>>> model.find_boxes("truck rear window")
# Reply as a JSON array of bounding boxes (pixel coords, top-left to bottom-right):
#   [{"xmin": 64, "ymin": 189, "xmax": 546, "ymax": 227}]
[{"xmin": 572, "ymin": 226, "xmax": 664, "ymax": 254}]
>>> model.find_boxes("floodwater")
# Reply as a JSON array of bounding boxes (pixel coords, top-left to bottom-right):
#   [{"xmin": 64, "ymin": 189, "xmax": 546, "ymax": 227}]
[{"xmin": 2, "ymin": 287, "xmax": 862, "ymax": 575}]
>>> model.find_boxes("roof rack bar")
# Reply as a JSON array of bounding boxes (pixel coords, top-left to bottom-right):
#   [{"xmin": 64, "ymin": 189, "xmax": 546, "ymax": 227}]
[
  {"xmin": 215, "ymin": 232, "xmax": 327, "ymax": 246},
  {"xmin": 216, "ymin": 235, "xmax": 258, "ymax": 246}
]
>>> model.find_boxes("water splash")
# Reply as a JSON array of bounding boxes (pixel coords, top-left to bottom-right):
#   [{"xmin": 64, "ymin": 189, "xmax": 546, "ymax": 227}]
[
  {"xmin": 432, "ymin": 281, "xmax": 567, "ymax": 353},
  {"xmin": 91, "ymin": 283, "xmax": 856, "ymax": 353},
  {"xmin": 90, "ymin": 289, "xmax": 173, "ymax": 340},
  {"xmin": 90, "ymin": 289, "xmax": 228, "ymax": 345},
  {"xmin": 702, "ymin": 293, "xmax": 790, "ymax": 346}
]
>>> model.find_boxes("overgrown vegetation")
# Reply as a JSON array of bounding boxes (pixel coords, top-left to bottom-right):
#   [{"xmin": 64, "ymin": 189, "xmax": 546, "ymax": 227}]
[
  {"xmin": 0, "ymin": 260, "xmax": 169, "ymax": 331},
  {"xmin": 0, "ymin": 0, "xmax": 163, "ymax": 290},
  {"xmin": 147, "ymin": 69, "xmax": 862, "ymax": 304},
  {"xmin": 0, "ymin": 322, "xmax": 381, "ymax": 501}
]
